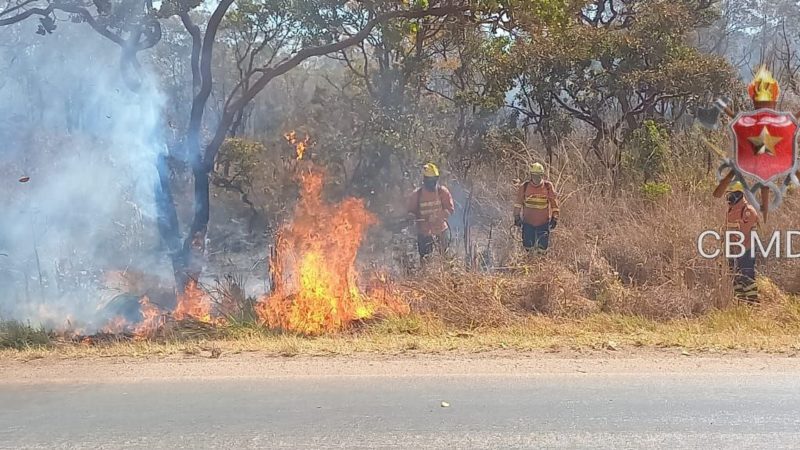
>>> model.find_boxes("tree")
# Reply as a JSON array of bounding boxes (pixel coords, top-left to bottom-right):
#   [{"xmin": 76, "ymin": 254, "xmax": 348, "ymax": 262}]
[
  {"xmin": 0, "ymin": 0, "xmax": 162, "ymax": 90},
  {"xmin": 0, "ymin": 0, "xmax": 483, "ymax": 291},
  {"xmin": 502, "ymin": 0, "xmax": 736, "ymax": 180},
  {"xmin": 332, "ymin": 0, "xmax": 565, "ymax": 191}
]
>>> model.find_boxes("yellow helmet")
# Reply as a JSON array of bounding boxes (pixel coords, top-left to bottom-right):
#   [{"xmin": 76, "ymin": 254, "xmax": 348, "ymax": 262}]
[
  {"xmin": 529, "ymin": 163, "xmax": 545, "ymax": 175},
  {"xmin": 726, "ymin": 181, "xmax": 745, "ymax": 193},
  {"xmin": 423, "ymin": 163, "xmax": 440, "ymax": 177}
]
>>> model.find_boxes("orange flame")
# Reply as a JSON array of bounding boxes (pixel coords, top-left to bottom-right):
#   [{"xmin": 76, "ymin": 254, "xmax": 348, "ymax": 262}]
[
  {"xmin": 257, "ymin": 165, "xmax": 401, "ymax": 334},
  {"xmin": 93, "ymin": 141, "xmax": 407, "ymax": 337},
  {"xmin": 284, "ymin": 131, "xmax": 310, "ymax": 160},
  {"xmin": 173, "ymin": 279, "xmax": 212, "ymax": 323},
  {"xmin": 101, "ymin": 315, "xmax": 128, "ymax": 334},
  {"xmin": 97, "ymin": 282, "xmax": 212, "ymax": 338},
  {"xmin": 134, "ymin": 296, "xmax": 163, "ymax": 339}
]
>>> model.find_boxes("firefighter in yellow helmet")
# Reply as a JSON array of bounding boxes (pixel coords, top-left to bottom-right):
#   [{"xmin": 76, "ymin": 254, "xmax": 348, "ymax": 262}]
[
  {"xmin": 513, "ymin": 163, "xmax": 560, "ymax": 253},
  {"xmin": 407, "ymin": 163, "xmax": 455, "ymax": 259},
  {"xmin": 725, "ymin": 181, "xmax": 759, "ymax": 303}
]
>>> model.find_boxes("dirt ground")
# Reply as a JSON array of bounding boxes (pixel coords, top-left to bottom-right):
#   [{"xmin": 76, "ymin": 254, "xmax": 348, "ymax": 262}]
[{"xmin": 3, "ymin": 350, "xmax": 800, "ymax": 384}]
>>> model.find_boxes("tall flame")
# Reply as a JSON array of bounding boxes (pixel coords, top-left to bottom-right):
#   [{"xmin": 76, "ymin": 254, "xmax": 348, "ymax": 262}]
[
  {"xmin": 257, "ymin": 165, "xmax": 396, "ymax": 335},
  {"xmin": 91, "ymin": 130, "xmax": 404, "ymax": 338}
]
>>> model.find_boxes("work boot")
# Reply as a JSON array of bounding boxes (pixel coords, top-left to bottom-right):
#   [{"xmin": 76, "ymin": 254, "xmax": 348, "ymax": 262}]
[{"xmin": 734, "ymin": 282, "xmax": 758, "ymax": 304}]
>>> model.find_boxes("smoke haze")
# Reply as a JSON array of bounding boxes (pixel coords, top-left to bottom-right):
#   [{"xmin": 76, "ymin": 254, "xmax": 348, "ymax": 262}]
[{"xmin": 0, "ymin": 23, "xmax": 167, "ymax": 330}]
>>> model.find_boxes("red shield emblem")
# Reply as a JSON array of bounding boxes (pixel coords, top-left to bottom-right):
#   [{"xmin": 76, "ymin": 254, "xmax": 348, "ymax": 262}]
[{"xmin": 731, "ymin": 109, "xmax": 798, "ymax": 184}]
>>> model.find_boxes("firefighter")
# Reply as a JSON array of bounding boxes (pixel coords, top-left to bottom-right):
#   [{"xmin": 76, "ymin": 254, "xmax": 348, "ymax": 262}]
[
  {"xmin": 725, "ymin": 181, "xmax": 759, "ymax": 303},
  {"xmin": 513, "ymin": 163, "xmax": 560, "ymax": 254},
  {"xmin": 407, "ymin": 163, "xmax": 455, "ymax": 259}
]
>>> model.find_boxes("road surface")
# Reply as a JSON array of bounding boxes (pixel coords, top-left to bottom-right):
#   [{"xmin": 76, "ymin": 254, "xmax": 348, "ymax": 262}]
[{"xmin": 2, "ymin": 354, "xmax": 800, "ymax": 449}]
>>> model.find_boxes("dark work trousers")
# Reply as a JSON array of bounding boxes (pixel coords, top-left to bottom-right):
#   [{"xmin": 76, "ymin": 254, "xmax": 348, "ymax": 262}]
[
  {"xmin": 728, "ymin": 252, "xmax": 757, "ymax": 302},
  {"xmin": 417, "ymin": 232, "xmax": 448, "ymax": 258},
  {"xmin": 522, "ymin": 223, "xmax": 550, "ymax": 252}
]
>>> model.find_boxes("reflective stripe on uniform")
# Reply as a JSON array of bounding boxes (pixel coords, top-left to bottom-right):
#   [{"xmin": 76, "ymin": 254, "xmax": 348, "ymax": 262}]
[
  {"xmin": 727, "ymin": 223, "xmax": 740, "ymax": 229},
  {"xmin": 524, "ymin": 196, "xmax": 549, "ymax": 209},
  {"xmin": 419, "ymin": 200, "xmax": 442, "ymax": 218}
]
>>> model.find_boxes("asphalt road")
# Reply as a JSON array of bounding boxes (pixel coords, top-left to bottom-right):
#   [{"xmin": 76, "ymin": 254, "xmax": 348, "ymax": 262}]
[{"xmin": 2, "ymin": 360, "xmax": 800, "ymax": 449}]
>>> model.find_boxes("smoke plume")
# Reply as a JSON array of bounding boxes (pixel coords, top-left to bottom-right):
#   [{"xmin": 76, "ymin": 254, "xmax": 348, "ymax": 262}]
[{"xmin": 0, "ymin": 23, "xmax": 167, "ymax": 331}]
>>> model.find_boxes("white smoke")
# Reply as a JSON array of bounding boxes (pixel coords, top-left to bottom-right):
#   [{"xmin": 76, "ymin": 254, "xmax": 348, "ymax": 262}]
[{"xmin": 0, "ymin": 22, "xmax": 168, "ymax": 331}]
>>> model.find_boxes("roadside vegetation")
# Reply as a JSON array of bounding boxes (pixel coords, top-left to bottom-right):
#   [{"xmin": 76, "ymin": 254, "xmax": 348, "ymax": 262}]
[
  {"xmin": 3, "ymin": 0, "xmax": 800, "ymax": 360},
  {"xmin": 4, "ymin": 304, "xmax": 800, "ymax": 358},
  {"xmin": 5, "ymin": 127, "xmax": 800, "ymax": 357},
  {"xmin": 4, "ymin": 244, "xmax": 800, "ymax": 357},
  {"xmin": 4, "ymin": 109, "xmax": 800, "ymax": 357}
]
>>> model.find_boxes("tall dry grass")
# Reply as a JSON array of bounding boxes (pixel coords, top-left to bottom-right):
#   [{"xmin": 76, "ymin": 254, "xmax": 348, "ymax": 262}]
[{"xmin": 402, "ymin": 134, "xmax": 800, "ymax": 327}]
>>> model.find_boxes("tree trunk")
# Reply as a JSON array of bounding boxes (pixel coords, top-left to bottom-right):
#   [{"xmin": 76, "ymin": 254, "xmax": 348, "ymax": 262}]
[{"xmin": 154, "ymin": 154, "xmax": 186, "ymax": 293}]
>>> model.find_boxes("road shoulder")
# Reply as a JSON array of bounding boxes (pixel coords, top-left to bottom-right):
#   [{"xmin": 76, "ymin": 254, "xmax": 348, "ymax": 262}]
[{"xmin": 3, "ymin": 350, "xmax": 800, "ymax": 384}]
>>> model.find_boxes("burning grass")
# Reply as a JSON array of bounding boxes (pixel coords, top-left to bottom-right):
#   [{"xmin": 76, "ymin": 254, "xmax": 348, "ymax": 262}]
[
  {"xmin": 5, "ymin": 303, "xmax": 800, "ymax": 358},
  {"xmin": 9, "ymin": 169, "xmax": 800, "ymax": 355},
  {"xmin": 256, "ymin": 163, "xmax": 406, "ymax": 335},
  {"xmin": 27, "ymin": 281, "xmax": 222, "ymax": 346},
  {"xmin": 7, "ymin": 134, "xmax": 800, "ymax": 356},
  {"xmin": 9, "ymin": 255, "xmax": 798, "ymax": 356}
]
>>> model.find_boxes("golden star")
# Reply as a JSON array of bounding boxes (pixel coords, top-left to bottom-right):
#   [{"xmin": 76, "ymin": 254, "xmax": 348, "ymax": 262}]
[{"xmin": 747, "ymin": 126, "xmax": 782, "ymax": 156}]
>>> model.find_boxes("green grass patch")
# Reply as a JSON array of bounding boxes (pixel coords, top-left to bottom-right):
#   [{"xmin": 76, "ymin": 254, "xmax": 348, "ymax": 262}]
[{"xmin": 0, "ymin": 320, "xmax": 52, "ymax": 350}]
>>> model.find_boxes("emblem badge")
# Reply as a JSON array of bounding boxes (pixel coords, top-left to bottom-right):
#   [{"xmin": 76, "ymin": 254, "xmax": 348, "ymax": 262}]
[{"xmin": 731, "ymin": 109, "xmax": 798, "ymax": 185}]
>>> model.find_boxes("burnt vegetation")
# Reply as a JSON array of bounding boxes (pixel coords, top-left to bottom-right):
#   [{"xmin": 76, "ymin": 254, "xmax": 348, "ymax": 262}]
[{"xmin": 2, "ymin": 0, "xmax": 800, "ymax": 347}]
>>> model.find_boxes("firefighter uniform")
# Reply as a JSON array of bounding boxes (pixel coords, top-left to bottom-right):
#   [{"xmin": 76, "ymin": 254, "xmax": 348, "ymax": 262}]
[
  {"xmin": 725, "ymin": 182, "xmax": 759, "ymax": 302},
  {"xmin": 514, "ymin": 163, "xmax": 560, "ymax": 253},
  {"xmin": 407, "ymin": 163, "xmax": 455, "ymax": 258}
]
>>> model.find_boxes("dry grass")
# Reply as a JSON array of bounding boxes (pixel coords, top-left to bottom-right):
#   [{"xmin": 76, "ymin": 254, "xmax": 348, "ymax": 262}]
[
  {"xmin": 4, "ymin": 305, "xmax": 800, "ymax": 360},
  {"xmin": 429, "ymin": 134, "xmax": 800, "ymax": 326},
  {"xmin": 5, "ymin": 136, "xmax": 800, "ymax": 359},
  {"xmin": 0, "ymin": 321, "xmax": 51, "ymax": 350},
  {"xmin": 7, "ymin": 168, "xmax": 800, "ymax": 358}
]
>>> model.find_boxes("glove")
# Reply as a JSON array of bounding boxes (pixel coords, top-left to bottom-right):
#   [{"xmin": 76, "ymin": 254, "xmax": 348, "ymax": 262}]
[
  {"xmin": 513, "ymin": 215, "xmax": 522, "ymax": 227},
  {"xmin": 549, "ymin": 217, "xmax": 558, "ymax": 230}
]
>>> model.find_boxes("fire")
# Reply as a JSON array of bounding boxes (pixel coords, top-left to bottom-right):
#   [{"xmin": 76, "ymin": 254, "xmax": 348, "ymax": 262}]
[
  {"xmin": 101, "ymin": 316, "xmax": 128, "ymax": 334},
  {"xmin": 173, "ymin": 279, "xmax": 212, "ymax": 323},
  {"xmin": 89, "ymin": 131, "xmax": 404, "ymax": 338},
  {"xmin": 133, "ymin": 296, "xmax": 163, "ymax": 339},
  {"xmin": 94, "ymin": 281, "xmax": 212, "ymax": 339},
  {"xmin": 258, "ymin": 166, "xmax": 401, "ymax": 334},
  {"xmin": 284, "ymin": 130, "xmax": 310, "ymax": 160}
]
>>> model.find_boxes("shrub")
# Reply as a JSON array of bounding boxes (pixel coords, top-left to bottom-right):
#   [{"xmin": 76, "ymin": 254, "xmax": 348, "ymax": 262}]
[
  {"xmin": 0, "ymin": 320, "xmax": 52, "ymax": 349},
  {"xmin": 640, "ymin": 182, "xmax": 672, "ymax": 202},
  {"xmin": 624, "ymin": 120, "xmax": 670, "ymax": 183}
]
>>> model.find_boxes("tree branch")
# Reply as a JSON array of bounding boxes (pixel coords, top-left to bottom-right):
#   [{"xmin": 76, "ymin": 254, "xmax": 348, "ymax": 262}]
[
  {"xmin": 550, "ymin": 90, "xmax": 594, "ymax": 125},
  {"xmin": 0, "ymin": 0, "xmax": 38, "ymax": 18},
  {"xmin": 205, "ymin": 5, "xmax": 469, "ymax": 164},
  {"xmin": 186, "ymin": 0, "xmax": 234, "ymax": 168},
  {"xmin": 179, "ymin": 11, "xmax": 201, "ymax": 95},
  {"xmin": 0, "ymin": 3, "xmax": 52, "ymax": 26}
]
